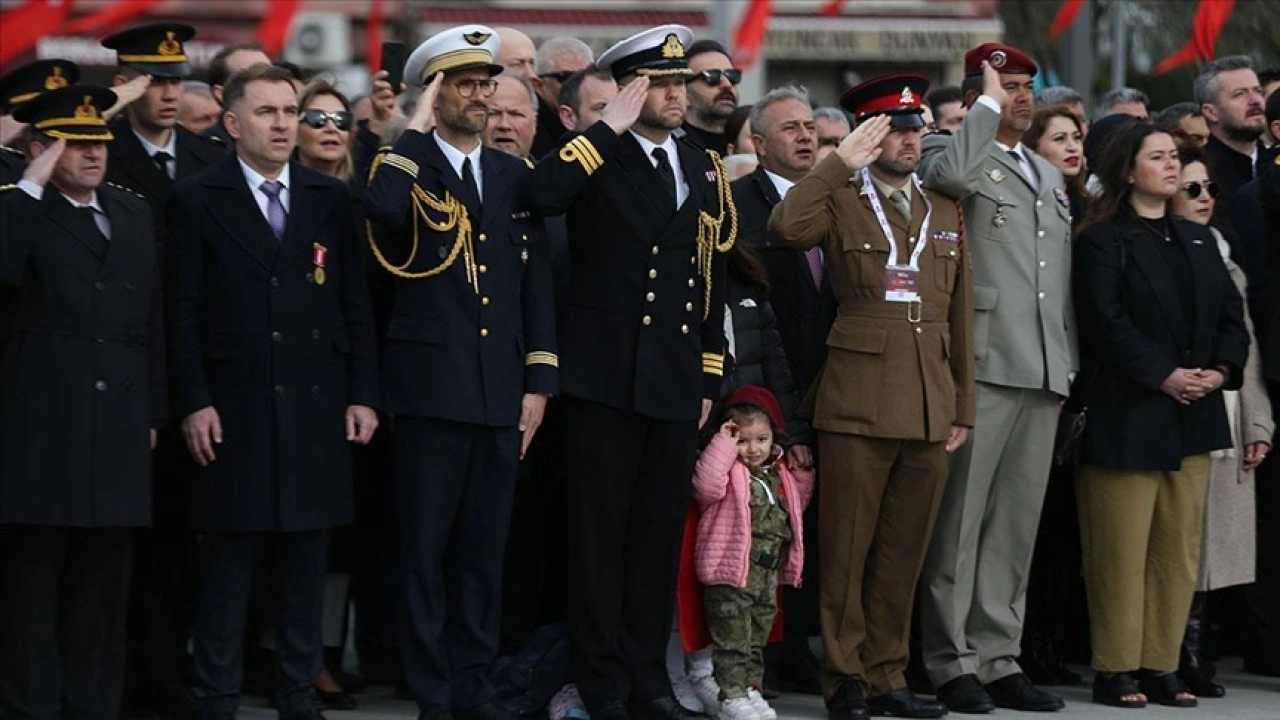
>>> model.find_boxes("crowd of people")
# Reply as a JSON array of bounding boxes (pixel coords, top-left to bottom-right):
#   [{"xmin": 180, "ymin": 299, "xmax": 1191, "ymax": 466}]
[{"xmin": 0, "ymin": 14, "xmax": 1278, "ymax": 720}]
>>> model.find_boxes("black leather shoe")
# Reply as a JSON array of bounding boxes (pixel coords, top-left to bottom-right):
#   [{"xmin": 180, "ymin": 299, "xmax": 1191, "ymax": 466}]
[
  {"xmin": 983, "ymin": 673, "xmax": 1064, "ymax": 712},
  {"xmin": 827, "ymin": 678, "xmax": 870, "ymax": 720},
  {"xmin": 865, "ymin": 689, "xmax": 946, "ymax": 718},
  {"xmin": 455, "ymin": 702, "xmax": 518, "ymax": 720},
  {"xmin": 935, "ymin": 675, "xmax": 994, "ymax": 714},
  {"xmin": 589, "ymin": 700, "xmax": 630, "ymax": 720},
  {"xmin": 633, "ymin": 696, "xmax": 708, "ymax": 720}
]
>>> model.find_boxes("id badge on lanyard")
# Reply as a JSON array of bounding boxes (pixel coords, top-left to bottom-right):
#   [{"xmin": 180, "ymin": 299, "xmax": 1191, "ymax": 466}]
[{"xmin": 862, "ymin": 168, "xmax": 932, "ymax": 303}]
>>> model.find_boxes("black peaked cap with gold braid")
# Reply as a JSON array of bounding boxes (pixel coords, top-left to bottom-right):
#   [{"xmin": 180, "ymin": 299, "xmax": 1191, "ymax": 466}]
[
  {"xmin": 13, "ymin": 85, "xmax": 117, "ymax": 142},
  {"xmin": 102, "ymin": 22, "xmax": 196, "ymax": 78},
  {"xmin": 0, "ymin": 60, "xmax": 79, "ymax": 114},
  {"xmin": 596, "ymin": 24, "xmax": 695, "ymax": 82}
]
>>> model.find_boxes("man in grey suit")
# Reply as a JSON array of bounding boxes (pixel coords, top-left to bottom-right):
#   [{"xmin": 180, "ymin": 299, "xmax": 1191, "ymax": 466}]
[{"xmin": 917, "ymin": 44, "xmax": 1076, "ymax": 714}]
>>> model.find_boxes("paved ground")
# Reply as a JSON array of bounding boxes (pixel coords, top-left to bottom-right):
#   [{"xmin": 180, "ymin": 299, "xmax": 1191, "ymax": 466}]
[{"xmin": 232, "ymin": 658, "xmax": 1280, "ymax": 720}]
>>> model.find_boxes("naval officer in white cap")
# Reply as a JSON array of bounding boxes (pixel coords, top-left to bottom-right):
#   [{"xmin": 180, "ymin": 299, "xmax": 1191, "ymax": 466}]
[
  {"xmin": 364, "ymin": 23, "xmax": 559, "ymax": 720},
  {"xmin": 529, "ymin": 23, "xmax": 737, "ymax": 720}
]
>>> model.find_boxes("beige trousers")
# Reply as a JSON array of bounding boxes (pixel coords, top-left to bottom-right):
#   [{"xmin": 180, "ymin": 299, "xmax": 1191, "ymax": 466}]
[{"xmin": 1076, "ymin": 455, "xmax": 1210, "ymax": 673}]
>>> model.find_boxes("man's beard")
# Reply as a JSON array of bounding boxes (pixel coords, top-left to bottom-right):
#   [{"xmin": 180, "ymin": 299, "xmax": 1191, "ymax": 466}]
[
  {"xmin": 440, "ymin": 102, "xmax": 488, "ymax": 135},
  {"xmin": 1222, "ymin": 115, "xmax": 1265, "ymax": 144},
  {"xmin": 694, "ymin": 93, "xmax": 736, "ymax": 125},
  {"xmin": 874, "ymin": 153, "xmax": 917, "ymax": 179},
  {"xmin": 639, "ymin": 102, "xmax": 683, "ymax": 132}
]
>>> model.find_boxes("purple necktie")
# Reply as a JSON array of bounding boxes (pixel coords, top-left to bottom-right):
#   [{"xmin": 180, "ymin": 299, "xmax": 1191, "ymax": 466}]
[
  {"xmin": 260, "ymin": 180, "xmax": 287, "ymax": 242},
  {"xmin": 806, "ymin": 246, "xmax": 824, "ymax": 288}
]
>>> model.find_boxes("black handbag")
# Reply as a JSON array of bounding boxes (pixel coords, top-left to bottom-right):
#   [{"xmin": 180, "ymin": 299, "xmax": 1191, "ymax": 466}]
[{"xmin": 1052, "ymin": 401, "xmax": 1088, "ymax": 468}]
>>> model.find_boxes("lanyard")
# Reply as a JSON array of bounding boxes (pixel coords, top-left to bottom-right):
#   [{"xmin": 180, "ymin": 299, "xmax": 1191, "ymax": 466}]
[{"xmin": 861, "ymin": 168, "xmax": 932, "ymax": 270}]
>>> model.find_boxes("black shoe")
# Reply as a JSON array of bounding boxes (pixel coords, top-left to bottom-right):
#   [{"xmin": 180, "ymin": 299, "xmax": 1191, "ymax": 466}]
[
  {"xmin": 826, "ymin": 678, "xmax": 870, "ymax": 720},
  {"xmin": 983, "ymin": 673, "xmax": 1063, "ymax": 712},
  {"xmin": 316, "ymin": 689, "xmax": 358, "ymax": 711},
  {"xmin": 589, "ymin": 700, "xmax": 630, "ymax": 720},
  {"xmin": 455, "ymin": 702, "xmax": 519, "ymax": 720},
  {"xmin": 1137, "ymin": 671, "xmax": 1197, "ymax": 708},
  {"xmin": 633, "ymin": 696, "xmax": 708, "ymax": 720},
  {"xmin": 934, "ymin": 675, "xmax": 994, "ymax": 714},
  {"xmin": 864, "ymin": 689, "xmax": 947, "ymax": 718}
]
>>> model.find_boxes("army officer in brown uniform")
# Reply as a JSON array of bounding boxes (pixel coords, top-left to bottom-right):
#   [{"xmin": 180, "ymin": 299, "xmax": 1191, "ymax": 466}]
[{"xmin": 769, "ymin": 74, "xmax": 975, "ymax": 720}]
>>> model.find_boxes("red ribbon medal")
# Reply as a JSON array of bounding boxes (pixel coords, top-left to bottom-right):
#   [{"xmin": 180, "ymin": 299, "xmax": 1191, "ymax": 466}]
[{"xmin": 312, "ymin": 243, "xmax": 328, "ymax": 285}]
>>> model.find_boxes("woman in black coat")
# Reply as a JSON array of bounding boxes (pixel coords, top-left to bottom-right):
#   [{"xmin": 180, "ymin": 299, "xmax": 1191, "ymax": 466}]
[{"xmin": 1072, "ymin": 119, "xmax": 1249, "ymax": 709}]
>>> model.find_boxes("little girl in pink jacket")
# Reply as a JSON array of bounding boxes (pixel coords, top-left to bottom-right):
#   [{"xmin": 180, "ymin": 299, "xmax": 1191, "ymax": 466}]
[{"xmin": 692, "ymin": 385, "xmax": 814, "ymax": 720}]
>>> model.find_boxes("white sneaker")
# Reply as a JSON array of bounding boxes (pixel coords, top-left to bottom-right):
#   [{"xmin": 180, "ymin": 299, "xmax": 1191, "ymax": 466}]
[
  {"xmin": 747, "ymin": 689, "xmax": 777, "ymax": 720},
  {"xmin": 672, "ymin": 675, "xmax": 702, "ymax": 713},
  {"xmin": 719, "ymin": 696, "xmax": 763, "ymax": 720},
  {"xmin": 690, "ymin": 674, "xmax": 722, "ymax": 715}
]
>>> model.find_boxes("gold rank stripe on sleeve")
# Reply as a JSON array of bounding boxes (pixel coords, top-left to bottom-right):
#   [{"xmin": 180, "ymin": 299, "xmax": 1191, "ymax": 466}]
[
  {"xmin": 558, "ymin": 135, "xmax": 603, "ymax": 175},
  {"xmin": 702, "ymin": 352, "xmax": 725, "ymax": 376},
  {"xmin": 381, "ymin": 152, "xmax": 420, "ymax": 178},
  {"xmin": 525, "ymin": 351, "xmax": 560, "ymax": 368}
]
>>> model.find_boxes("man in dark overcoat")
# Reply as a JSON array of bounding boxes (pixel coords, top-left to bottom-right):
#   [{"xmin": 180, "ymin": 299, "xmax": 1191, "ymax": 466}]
[
  {"xmin": 165, "ymin": 63, "xmax": 378, "ymax": 720},
  {"xmin": 0, "ymin": 84, "xmax": 164, "ymax": 720}
]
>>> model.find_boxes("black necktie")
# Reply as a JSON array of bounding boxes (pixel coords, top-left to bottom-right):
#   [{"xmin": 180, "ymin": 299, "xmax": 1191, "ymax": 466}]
[
  {"xmin": 79, "ymin": 206, "xmax": 108, "ymax": 241},
  {"xmin": 461, "ymin": 156, "xmax": 481, "ymax": 215},
  {"xmin": 652, "ymin": 147, "xmax": 676, "ymax": 203},
  {"xmin": 153, "ymin": 151, "xmax": 173, "ymax": 178}
]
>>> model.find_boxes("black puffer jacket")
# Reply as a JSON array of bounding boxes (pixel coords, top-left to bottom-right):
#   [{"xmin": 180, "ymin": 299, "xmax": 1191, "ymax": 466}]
[{"xmin": 720, "ymin": 274, "xmax": 814, "ymax": 445}]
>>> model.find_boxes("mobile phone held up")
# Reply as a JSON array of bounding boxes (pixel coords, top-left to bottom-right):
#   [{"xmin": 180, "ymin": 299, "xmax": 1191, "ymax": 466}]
[{"xmin": 382, "ymin": 42, "xmax": 406, "ymax": 93}]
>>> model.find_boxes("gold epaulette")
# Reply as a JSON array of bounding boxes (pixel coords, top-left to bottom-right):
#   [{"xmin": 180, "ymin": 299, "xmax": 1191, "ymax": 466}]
[
  {"xmin": 107, "ymin": 181, "xmax": 145, "ymax": 199},
  {"xmin": 694, "ymin": 149, "xmax": 738, "ymax": 320},
  {"xmin": 525, "ymin": 351, "xmax": 558, "ymax": 367},
  {"xmin": 559, "ymin": 135, "xmax": 602, "ymax": 175}
]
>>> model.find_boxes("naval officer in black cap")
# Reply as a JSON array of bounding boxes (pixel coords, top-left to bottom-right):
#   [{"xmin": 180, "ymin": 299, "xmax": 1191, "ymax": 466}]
[
  {"xmin": 102, "ymin": 23, "xmax": 224, "ymax": 222},
  {"xmin": 530, "ymin": 23, "xmax": 736, "ymax": 720},
  {"xmin": 0, "ymin": 84, "xmax": 165, "ymax": 720},
  {"xmin": 0, "ymin": 59, "xmax": 78, "ymax": 184}
]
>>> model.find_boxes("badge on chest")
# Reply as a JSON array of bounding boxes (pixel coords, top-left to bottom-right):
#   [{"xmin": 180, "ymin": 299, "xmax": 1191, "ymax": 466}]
[
  {"xmin": 885, "ymin": 265, "xmax": 920, "ymax": 302},
  {"xmin": 312, "ymin": 243, "xmax": 327, "ymax": 286}
]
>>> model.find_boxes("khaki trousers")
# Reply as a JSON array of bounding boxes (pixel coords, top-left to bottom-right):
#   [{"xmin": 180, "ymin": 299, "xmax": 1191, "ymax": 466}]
[
  {"xmin": 817, "ymin": 432, "xmax": 947, "ymax": 699},
  {"xmin": 1076, "ymin": 455, "xmax": 1210, "ymax": 673}
]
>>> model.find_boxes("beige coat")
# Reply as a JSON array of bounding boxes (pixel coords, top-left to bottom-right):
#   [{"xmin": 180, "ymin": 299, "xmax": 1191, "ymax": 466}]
[
  {"xmin": 768, "ymin": 154, "xmax": 975, "ymax": 442},
  {"xmin": 1198, "ymin": 230, "xmax": 1274, "ymax": 591}
]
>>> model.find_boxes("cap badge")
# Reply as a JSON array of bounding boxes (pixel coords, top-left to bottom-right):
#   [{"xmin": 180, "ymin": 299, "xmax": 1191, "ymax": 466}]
[
  {"xmin": 900, "ymin": 86, "xmax": 914, "ymax": 105},
  {"xmin": 75, "ymin": 95, "xmax": 99, "ymax": 119},
  {"xmin": 44, "ymin": 67, "xmax": 67, "ymax": 90},
  {"xmin": 989, "ymin": 50, "xmax": 1007, "ymax": 69},
  {"xmin": 463, "ymin": 31, "xmax": 491, "ymax": 46},
  {"xmin": 661, "ymin": 33, "xmax": 686, "ymax": 59},
  {"xmin": 158, "ymin": 31, "xmax": 182, "ymax": 56}
]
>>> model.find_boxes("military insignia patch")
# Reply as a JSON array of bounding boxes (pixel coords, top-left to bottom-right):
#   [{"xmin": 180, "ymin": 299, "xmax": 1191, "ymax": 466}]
[
  {"xmin": 74, "ymin": 95, "xmax": 98, "ymax": 119},
  {"xmin": 45, "ymin": 66, "xmax": 68, "ymax": 90},
  {"xmin": 900, "ymin": 86, "xmax": 914, "ymax": 105},
  {"xmin": 158, "ymin": 31, "xmax": 182, "ymax": 56},
  {"xmin": 988, "ymin": 168, "xmax": 1006, "ymax": 183},
  {"xmin": 931, "ymin": 230, "xmax": 960, "ymax": 243},
  {"xmin": 661, "ymin": 33, "xmax": 686, "ymax": 59},
  {"xmin": 989, "ymin": 50, "xmax": 1007, "ymax": 69},
  {"xmin": 463, "ymin": 31, "xmax": 491, "ymax": 46},
  {"xmin": 1054, "ymin": 187, "xmax": 1070, "ymax": 208}
]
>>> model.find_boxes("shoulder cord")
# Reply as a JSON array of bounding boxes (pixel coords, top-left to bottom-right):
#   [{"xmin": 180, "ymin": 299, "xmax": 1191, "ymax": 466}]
[{"xmin": 696, "ymin": 151, "xmax": 739, "ymax": 320}]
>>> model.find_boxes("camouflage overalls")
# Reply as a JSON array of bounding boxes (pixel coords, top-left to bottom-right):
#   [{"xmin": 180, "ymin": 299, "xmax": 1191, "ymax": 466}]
[{"xmin": 705, "ymin": 461, "xmax": 792, "ymax": 699}]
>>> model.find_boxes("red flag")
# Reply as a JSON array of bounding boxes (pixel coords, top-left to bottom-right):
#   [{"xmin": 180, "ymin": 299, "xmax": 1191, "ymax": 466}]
[
  {"xmin": 1048, "ymin": 0, "xmax": 1086, "ymax": 40},
  {"xmin": 0, "ymin": 0, "xmax": 75, "ymax": 68},
  {"xmin": 819, "ymin": 0, "xmax": 844, "ymax": 17},
  {"xmin": 256, "ymin": 0, "xmax": 300, "ymax": 58},
  {"xmin": 1153, "ymin": 0, "xmax": 1236, "ymax": 76},
  {"xmin": 367, "ymin": 0, "xmax": 384, "ymax": 69},
  {"xmin": 732, "ymin": 0, "xmax": 772, "ymax": 70},
  {"xmin": 58, "ymin": 0, "xmax": 164, "ymax": 37}
]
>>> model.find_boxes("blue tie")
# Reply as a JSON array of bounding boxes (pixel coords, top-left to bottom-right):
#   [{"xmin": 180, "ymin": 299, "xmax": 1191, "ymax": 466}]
[{"xmin": 260, "ymin": 180, "xmax": 287, "ymax": 241}]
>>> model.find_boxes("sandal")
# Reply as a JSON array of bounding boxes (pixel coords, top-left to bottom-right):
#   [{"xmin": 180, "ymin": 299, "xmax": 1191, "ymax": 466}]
[
  {"xmin": 1092, "ymin": 672, "xmax": 1147, "ymax": 708},
  {"xmin": 1137, "ymin": 670, "xmax": 1197, "ymax": 708}
]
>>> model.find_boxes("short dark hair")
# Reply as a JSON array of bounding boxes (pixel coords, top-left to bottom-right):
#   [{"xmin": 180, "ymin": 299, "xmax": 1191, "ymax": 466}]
[
  {"xmin": 1267, "ymin": 90, "xmax": 1280, "ymax": 126},
  {"xmin": 1154, "ymin": 101, "xmax": 1201, "ymax": 133},
  {"xmin": 926, "ymin": 86, "xmax": 964, "ymax": 116},
  {"xmin": 274, "ymin": 61, "xmax": 306, "ymax": 83},
  {"xmin": 222, "ymin": 63, "xmax": 296, "ymax": 111},
  {"xmin": 959, "ymin": 75, "xmax": 983, "ymax": 103},
  {"xmin": 557, "ymin": 65, "xmax": 611, "ymax": 112},
  {"xmin": 1258, "ymin": 66, "xmax": 1280, "ymax": 89},
  {"xmin": 686, "ymin": 39, "xmax": 730, "ymax": 63},
  {"xmin": 207, "ymin": 42, "xmax": 267, "ymax": 88}
]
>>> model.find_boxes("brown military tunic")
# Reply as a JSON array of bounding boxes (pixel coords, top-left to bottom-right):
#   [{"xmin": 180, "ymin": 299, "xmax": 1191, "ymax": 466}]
[{"xmin": 768, "ymin": 150, "xmax": 975, "ymax": 699}]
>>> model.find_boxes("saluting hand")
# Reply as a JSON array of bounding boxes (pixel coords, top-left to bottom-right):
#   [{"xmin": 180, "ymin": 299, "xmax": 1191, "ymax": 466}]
[
  {"xmin": 346, "ymin": 404, "xmax": 379, "ymax": 445},
  {"xmin": 600, "ymin": 75, "xmax": 649, "ymax": 135},
  {"xmin": 836, "ymin": 114, "xmax": 890, "ymax": 172},
  {"xmin": 720, "ymin": 420, "xmax": 740, "ymax": 439},
  {"xmin": 22, "ymin": 138, "xmax": 65, "ymax": 188},
  {"xmin": 519, "ymin": 393, "xmax": 549, "ymax": 459},
  {"xmin": 980, "ymin": 60, "xmax": 1008, "ymax": 109},
  {"xmin": 407, "ymin": 72, "xmax": 444, "ymax": 134},
  {"xmin": 104, "ymin": 73, "xmax": 152, "ymax": 121},
  {"xmin": 182, "ymin": 406, "xmax": 222, "ymax": 466}
]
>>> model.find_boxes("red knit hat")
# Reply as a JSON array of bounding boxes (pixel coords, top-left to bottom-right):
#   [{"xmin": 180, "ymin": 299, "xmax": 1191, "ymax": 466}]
[{"xmin": 722, "ymin": 385, "xmax": 785, "ymax": 431}]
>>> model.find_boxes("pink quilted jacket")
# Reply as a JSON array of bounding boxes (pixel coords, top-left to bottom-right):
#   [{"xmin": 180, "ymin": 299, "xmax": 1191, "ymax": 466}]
[{"xmin": 692, "ymin": 433, "xmax": 815, "ymax": 589}]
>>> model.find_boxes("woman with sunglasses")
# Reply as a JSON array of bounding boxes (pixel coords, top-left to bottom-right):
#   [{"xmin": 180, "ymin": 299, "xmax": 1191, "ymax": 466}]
[
  {"xmin": 1169, "ymin": 143, "xmax": 1272, "ymax": 701},
  {"xmin": 1072, "ymin": 119, "xmax": 1248, "ymax": 709}
]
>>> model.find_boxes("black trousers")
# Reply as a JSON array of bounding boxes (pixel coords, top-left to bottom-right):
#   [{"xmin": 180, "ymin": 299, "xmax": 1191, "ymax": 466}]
[
  {"xmin": 395, "ymin": 416, "xmax": 521, "ymax": 713},
  {"xmin": 0, "ymin": 525, "xmax": 135, "ymax": 720},
  {"xmin": 192, "ymin": 530, "xmax": 329, "ymax": 720},
  {"xmin": 561, "ymin": 397, "xmax": 698, "ymax": 709}
]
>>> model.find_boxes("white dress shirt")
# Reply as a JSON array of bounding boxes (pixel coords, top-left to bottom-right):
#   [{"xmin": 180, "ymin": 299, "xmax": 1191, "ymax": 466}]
[
  {"xmin": 433, "ymin": 132, "xmax": 484, "ymax": 202},
  {"xmin": 238, "ymin": 158, "xmax": 291, "ymax": 225},
  {"xmin": 630, "ymin": 130, "xmax": 689, "ymax": 208},
  {"xmin": 764, "ymin": 169, "xmax": 795, "ymax": 199},
  {"xmin": 134, "ymin": 127, "xmax": 177, "ymax": 180},
  {"xmin": 995, "ymin": 139, "xmax": 1040, "ymax": 192},
  {"xmin": 18, "ymin": 180, "xmax": 111, "ymax": 239}
]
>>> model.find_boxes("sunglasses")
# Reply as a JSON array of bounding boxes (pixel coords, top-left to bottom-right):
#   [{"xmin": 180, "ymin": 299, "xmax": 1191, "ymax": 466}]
[
  {"xmin": 301, "ymin": 108, "xmax": 353, "ymax": 131},
  {"xmin": 689, "ymin": 68, "xmax": 743, "ymax": 86},
  {"xmin": 1181, "ymin": 181, "xmax": 1220, "ymax": 199},
  {"xmin": 538, "ymin": 71, "xmax": 575, "ymax": 83}
]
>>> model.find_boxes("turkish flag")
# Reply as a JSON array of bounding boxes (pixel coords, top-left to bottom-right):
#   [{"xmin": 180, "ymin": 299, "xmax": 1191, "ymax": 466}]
[
  {"xmin": 0, "ymin": 0, "xmax": 75, "ymax": 68},
  {"xmin": 1048, "ymin": 0, "xmax": 1086, "ymax": 40},
  {"xmin": 58, "ymin": 0, "xmax": 163, "ymax": 37},
  {"xmin": 256, "ymin": 0, "xmax": 300, "ymax": 58},
  {"xmin": 1153, "ymin": 0, "xmax": 1236, "ymax": 76},
  {"xmin": 732, "ymin": 0, "xmax": 772, "ymax": 70}
]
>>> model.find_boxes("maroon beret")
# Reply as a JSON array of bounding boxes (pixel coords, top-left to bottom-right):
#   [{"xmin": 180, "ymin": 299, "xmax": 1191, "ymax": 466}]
[
  {"xmin": 963, "ymin": 43, "xmax": 1038, "ymax": 77},
  {"xmin": 722, "ymin": 385, "xmax": 786, "ymax": 432}
]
